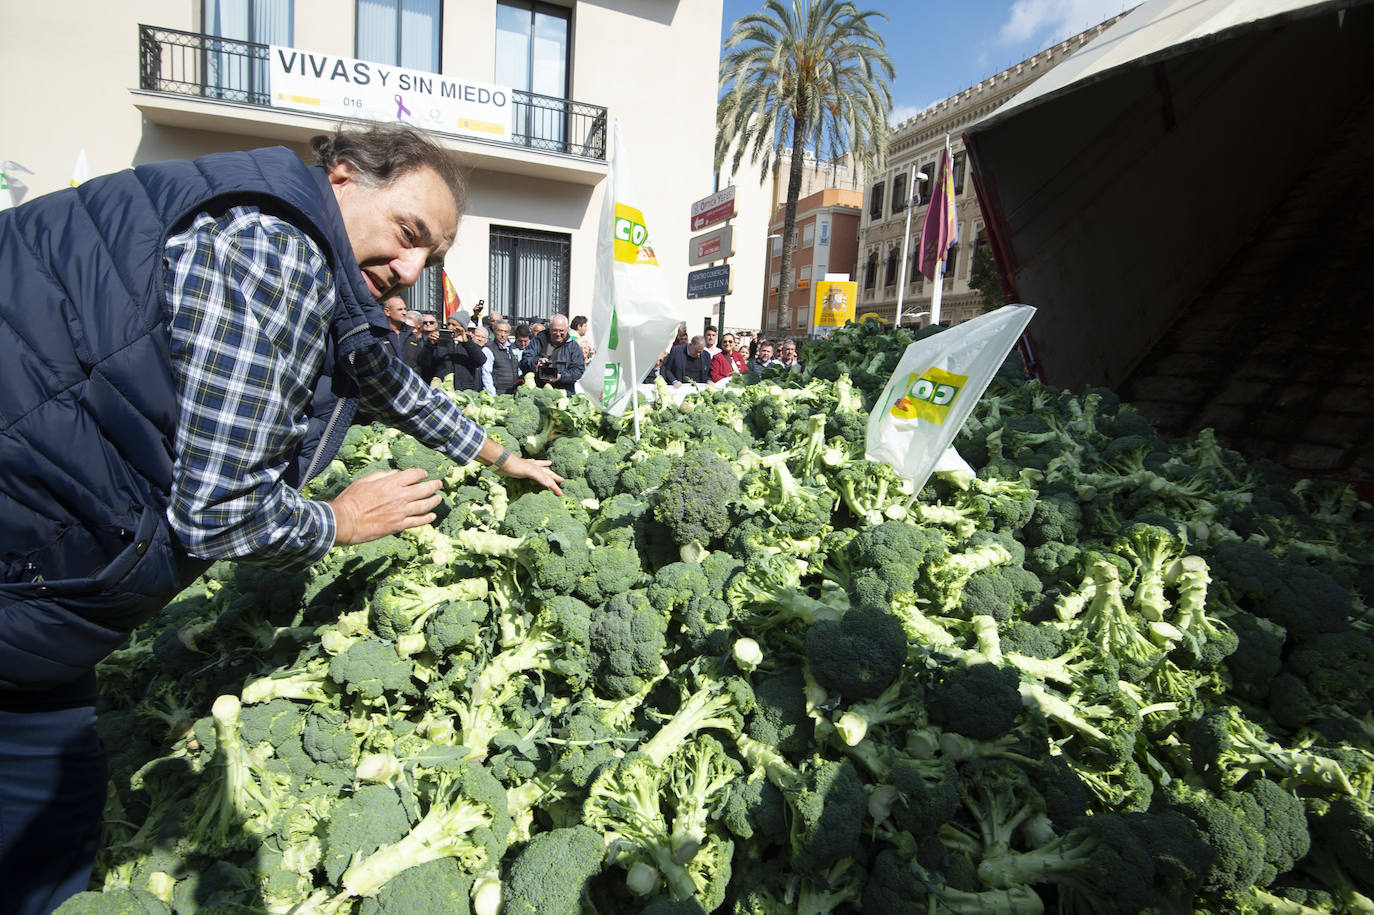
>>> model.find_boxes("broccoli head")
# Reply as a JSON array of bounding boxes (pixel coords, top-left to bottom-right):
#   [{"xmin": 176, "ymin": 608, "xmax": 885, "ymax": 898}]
[{"xmin": 651, "ymin": 447, "xmax": 741, "ymax": 547}]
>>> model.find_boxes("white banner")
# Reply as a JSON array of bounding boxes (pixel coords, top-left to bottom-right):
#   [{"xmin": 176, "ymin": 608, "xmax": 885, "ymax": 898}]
[
  {"xmin": 269, "ymin": 47, "xmax": 511, "ymax": 141},
  {"xmin": 579, "ymin": 119, "xmax": 688, "ymax": 415},
  {"xmin": 866, "ymin": 305, "xmax": 1036, "ymax": 492}
]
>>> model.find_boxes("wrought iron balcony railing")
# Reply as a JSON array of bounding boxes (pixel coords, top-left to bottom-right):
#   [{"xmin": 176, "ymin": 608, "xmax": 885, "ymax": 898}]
[{"xmin": 138, "ymin": 25, "xmax": 606, "ymax": 160}]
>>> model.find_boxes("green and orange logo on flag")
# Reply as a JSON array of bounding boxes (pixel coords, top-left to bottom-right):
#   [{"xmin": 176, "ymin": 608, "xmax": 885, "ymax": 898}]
[
  {"xmin": 613, "ymin": 203, "xmax": 658, "ymax": 265},
  {"xmin": 887, "ymin": 366, "xmax": 967, "ymax": 424}
]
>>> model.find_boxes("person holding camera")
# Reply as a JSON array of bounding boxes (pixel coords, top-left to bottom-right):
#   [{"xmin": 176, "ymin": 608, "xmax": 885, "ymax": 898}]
[
  {"xmin": 418, "ymin": 314, "xmax": 486, "ymax": 388},
  {"xmin": 519, "ymin": 313, "xmax": 585, "ymax": 394}
]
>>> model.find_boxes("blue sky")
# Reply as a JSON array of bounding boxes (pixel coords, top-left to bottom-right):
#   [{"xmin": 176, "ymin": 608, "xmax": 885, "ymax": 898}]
[{"xmin": 719, "ymin": 0, "xmax": 1137, "ymax": 122}]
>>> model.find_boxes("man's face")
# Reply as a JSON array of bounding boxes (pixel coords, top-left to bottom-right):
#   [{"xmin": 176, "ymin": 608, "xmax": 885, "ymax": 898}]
[
  {"xmin": 688, "ymin": 342, "xmax": 704, "ymax": 357},
  {"xmin": 780, "ymin": 343, "xmax": 796, "ymax": 361},
  {"xmin": 515, "ymin": 332, "xmax": 530, "ymax": 348},
  {"xmin": 758, "ymin": 344, "xmax": 773, "ymax": 362},
  {"xmin": 382, "ymin": 297, "xmax": 408, "ymax": 330},
  {"xmin": 329, "ymin": 162, "xmax": 458, "ymax": 300},
  {"xmin": 705, "ymin": 329, "xmax": 718, "ymax": 347},
  {"xmin": 549, "ymin": 319, "xmax": 569, "ymax": 344},
  {"xmin": 420, "ymin": 314, "xmax": 439, "ymax": 337},
  {"xmin": 470, "ymin": 325, "xmax": 488, "ymax": 346},
  {"xmin": 494, "ymin": 323, "xmax": 510, "ymax": 344}
]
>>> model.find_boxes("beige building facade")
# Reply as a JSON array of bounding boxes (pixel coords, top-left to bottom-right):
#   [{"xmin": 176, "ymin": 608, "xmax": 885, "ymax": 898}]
[
  {"xmin": 859, "ymin": 16, "xmax": 1120, "ymax": 327},
  {"xmin": 1, "ymin": 0, "xmax": 722, "ymax": 326}
]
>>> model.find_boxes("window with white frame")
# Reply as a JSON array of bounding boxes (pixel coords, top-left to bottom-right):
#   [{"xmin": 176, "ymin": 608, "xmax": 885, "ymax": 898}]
[
  {"xmin": 204, "ymin": 0, "xmax": 292, "ymax": 103},
  {"xmin": 798, "ymin": 265, "xmax": 812, "ymax": 288},
  {"xmin": 802, "ymin": 223, "xmax": 815, "ymax": 247},
  {"xmin": 356, "ymin": 0, "xmax": 440, "ymax": 72},
  {"xmin": 818, "ymin": 220, "xmax": 830, "ymax": 245}
]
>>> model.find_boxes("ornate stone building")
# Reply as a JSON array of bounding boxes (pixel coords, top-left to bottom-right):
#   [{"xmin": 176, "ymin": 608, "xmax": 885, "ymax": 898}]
[{"xmin": 858, "ymin": 15, "xmax": 1122, "ymax": 327}]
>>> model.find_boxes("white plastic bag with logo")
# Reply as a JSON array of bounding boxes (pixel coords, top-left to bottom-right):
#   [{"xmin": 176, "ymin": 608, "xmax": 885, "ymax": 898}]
[{"xmin": 866, "ymin": 305, "xmax": 1036, "ymax": 492}]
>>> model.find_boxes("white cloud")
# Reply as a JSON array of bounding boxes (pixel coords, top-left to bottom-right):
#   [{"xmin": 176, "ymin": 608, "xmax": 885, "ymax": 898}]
[
  {"xmin": 889, "ymin": 103, "xmax": 925, "ymax": 125},
  {"xmin": 998, "ymin": 0, "xmax": 1130, "ymax": 46}
]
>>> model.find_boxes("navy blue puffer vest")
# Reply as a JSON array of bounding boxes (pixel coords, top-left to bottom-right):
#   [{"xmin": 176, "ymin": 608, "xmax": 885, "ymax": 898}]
[{"xmin": 0, "ymin": 146, "xmax": 392, "ymax": 691}]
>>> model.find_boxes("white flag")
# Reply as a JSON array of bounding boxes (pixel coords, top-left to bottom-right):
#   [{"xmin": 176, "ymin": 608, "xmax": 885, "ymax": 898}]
[
  {"xmin": 70, "ymin": 149, "xmax": 92, "ymax": 187},
  {"xmin": 578, "ymin": 119, "xmax": 688, "ymax": 415},
  {"xmin": 866, "ymin": 305, "xmax": 1036, "ymax": 492},
  {"xmin": 0, "ymin": 160, "xmax": 34, "ymax": 211}
]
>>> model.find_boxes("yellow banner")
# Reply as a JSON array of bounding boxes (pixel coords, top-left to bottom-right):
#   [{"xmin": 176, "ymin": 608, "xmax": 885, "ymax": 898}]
[
  {"xmin": 887, "ymin": 366, "xmax": 968, "ymax": 425},
  {"xmin": 813, "ymin": 280, "xmax": 858, "ymax": 327},
  {"xmin": 613, "ymin": 202, "xmax": 658, "ymax": 265}
]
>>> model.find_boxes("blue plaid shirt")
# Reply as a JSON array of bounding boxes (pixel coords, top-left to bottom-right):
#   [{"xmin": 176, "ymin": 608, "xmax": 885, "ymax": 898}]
[{"xmin": 163, "ymin": 207, "xmax": 485, "ymax": 569}]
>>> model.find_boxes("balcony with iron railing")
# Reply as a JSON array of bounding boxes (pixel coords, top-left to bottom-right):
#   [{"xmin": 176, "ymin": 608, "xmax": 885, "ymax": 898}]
[{"xmin": 135, "ymin": 25, "xmax": 607, "ymax": 181}]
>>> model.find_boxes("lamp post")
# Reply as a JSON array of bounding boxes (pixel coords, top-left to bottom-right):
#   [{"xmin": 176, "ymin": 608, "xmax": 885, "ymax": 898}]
[{"xmin": 894, "ymin": 167, "xmax": 928, "ymax": 329}]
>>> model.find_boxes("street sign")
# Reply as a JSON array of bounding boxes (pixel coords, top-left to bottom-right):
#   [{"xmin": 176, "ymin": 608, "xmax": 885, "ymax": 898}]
[
  {"xmin": 686, "ymin": 264, "xmax": 733, "ymax": 299},
  {"xmin": 688, "ymin": 225, "xmax": 734, "ymax": 266},
  {"xmin": 690, "ymin": 187, "xmax": 736, "ymax": 231}
]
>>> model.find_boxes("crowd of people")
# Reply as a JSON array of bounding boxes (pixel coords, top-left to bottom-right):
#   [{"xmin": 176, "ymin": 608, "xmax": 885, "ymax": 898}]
[
  {"xmin": 653, "ymin": 324, "xmax": 804, "ymax": 388},
  {"xmin": 382, "ymin": 298, "xmax": 598, "ymax": 396},
  {"xmin": 387, "ymin": 297, "xmax": 798, "ymax": 397}
]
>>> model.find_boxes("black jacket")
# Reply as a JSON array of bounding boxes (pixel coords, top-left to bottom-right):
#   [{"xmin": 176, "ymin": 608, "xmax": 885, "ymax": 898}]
[
  {"xmin": 660, "ymin": 343, "xmax": 710, "ymax": 385},
  {"xmin": 519, "ymin": 330, "xmax": 585, "ymax": 394},
  {"xmin": 419, "ymin": 338, "xmax": 487, "ymax": 389}
]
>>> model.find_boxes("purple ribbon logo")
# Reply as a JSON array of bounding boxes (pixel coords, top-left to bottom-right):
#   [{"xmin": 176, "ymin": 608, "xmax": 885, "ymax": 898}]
[{"xmin": 394, "ymin": 94, "xmax": 412, "ymax": 119}]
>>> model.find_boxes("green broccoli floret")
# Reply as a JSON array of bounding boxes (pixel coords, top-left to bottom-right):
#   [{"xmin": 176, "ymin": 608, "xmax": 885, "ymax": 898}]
[
  {"xmin": 323, "ymin": 783, "xmax": 413, "ymax": 884},
  {"xmin": 928, "ymin": 661, "xmax": 1023, "ymax": 741},
  {"xmin": 788, "ymin": 756, "xmax": 867, "ymax": 871},
  {"xmin": 54, "ymin": 889, "xmax": 172, "ymax": 915},
  {"xmin": 999, "ymin": 620, "xmax": 1066, "ymax": 660},
  {"xmin": 1120, "ymin": 808, "xmax": 1212, "ymax": 911},
  {"xmin": 574, "ymin": 541, "xmax": 643, "ymax": 606},
  {"xmin": 588, "ymin": 590, "xmax": 668, "ymax": 701},
  {"xmin": 956, "ymin": 565, "xmax": 1043, "ymax": 622},
  {"xmin": 863, "ymin": 849, "xmax": 1044, "ymax": 915},
  {"xmin": 370, "ymin": 578, "xmax": 487, "ymax": 640},
  {"xmin": 1026, "ymin": 540, "xmax": 1083, "ymax": 586},
  {"xmin": 387, "ymin": 434, "xmax": 456, "ymax": 479},
  {"xmin": 1312, "ymin": 797, "xmax": 1374, "ymax": 892},
  {"xmin": 584, "ymin": 441, "xmax": 631, "ymax": 500},
  {"xmin": 300, "ymin": 707, "xmax": 358, "ymax": 770},
  {"xmin": 1188, "ymin": 706, "xmax": 1355, "ymax": 794},
  {"xmin": 804, "ymin": 605, "xmax": 906, "ymax": 699},
  {"xmin": 651, "ymin": 447, "xmax": 741, "ymax": 547},
  {"xmin": 457, "ymin": 524, "xmax": 593, "ymax": 597},
  {"xmin": 1225, "ymin": 610, "xmax": 1286, "ymax": 702},
  {"xmin": 338, "ymin": 761, "xmax": 509, "ymax": 900},
  {"xmin": 1022, "ymin": 494, "xmax": 1082, "ymax": 546},
  {"xmin": 499, "ymin": 489, "xmax": 574, "ymax": 534},
  {"xmin": 840, "ymin": 520, "xmax": 949, "ymax": 608},
  {"xmin": 886, "ymin": 757, "xmax": 960, "ymax": 840},
  {"xmin": 618, "ymin": 451, "xmax": 674, "ymax": 493},
  {"xmin": 359, "ymin": 857, "xmax": 473, "ymax": 915},
  {"xmin": 328, "ymin": 638, "xmax": 418, "ymax": 701},
  {"xmin": 502, "ymin": 825, "xmax": 606, "ymax": 915},
  {"xmin": 718, "ymin": 773, "xmax": 789, "ymax": 844},
  {"xmin": 977, "ymin": 811, "xmax": 1155, "ymax": 914},
  {"xmin": 1226, "ymin": 778, "xmax": 1310, "ymax": 886},
  {"xmin": 1164, "ymin": 781, "xmax": 1266, "ymax": 896},
  {"xmin": 423, "ymin": 599, "xmax": 488, "ymax": 656},
  {"xmin": 746, "ymin": 667, "xmax": 815, "ymax": 760}
]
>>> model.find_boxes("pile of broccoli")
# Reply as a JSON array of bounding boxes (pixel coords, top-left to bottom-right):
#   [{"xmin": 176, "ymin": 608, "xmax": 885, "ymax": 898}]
[{"xmin": 76, "ymin": 320, "xmax": 1374, "ymax": 914}]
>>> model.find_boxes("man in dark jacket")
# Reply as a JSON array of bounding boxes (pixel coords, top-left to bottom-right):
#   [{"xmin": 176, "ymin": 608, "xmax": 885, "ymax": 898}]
[
  {"xmin": 418, "ymin": 318, "xmax": 486, "ymax": 388},
  {"xmin": 485, "ymin": 319, "xmax": 522, "ymax": 394},
  {"xmin": 519, "ymin": 313, "xmax": 585, "ymax": 394},
  {"xmin": 660, "ymin": 335, "xmax": 711, "ymax": 387},
  {"xmin": 0, "ymin": 124, "xmax": 563, "ymax": 914}
]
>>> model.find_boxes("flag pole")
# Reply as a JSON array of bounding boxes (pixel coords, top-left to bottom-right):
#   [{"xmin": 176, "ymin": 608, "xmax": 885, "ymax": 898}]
[
  {"xmin": 894, "ymin": 162, "xmax": 916, "ymax": 329},
  {"xmin": 930, "ymin": 254, "xmax": 944, "ymax": 326},
  {"xmin": 629, "ymin": 346, "xmax": 641, "ymax": 442}
]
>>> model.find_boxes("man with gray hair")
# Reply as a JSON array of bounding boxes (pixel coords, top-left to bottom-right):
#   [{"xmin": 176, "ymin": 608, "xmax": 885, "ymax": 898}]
[
  {"xmin": 0, "ymin": 122, "xmax": 561, "ymax": 912},
  {"xmin": 485, "ymin": 318, "xmax": 521, "ymax": 394},
  {"xmin": 519, "ymin": 313, "xmax": 585, "ymax": 394}
]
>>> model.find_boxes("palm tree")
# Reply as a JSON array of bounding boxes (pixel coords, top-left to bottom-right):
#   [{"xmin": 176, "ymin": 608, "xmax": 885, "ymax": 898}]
[{"xmin": 716, "ymin": 0, "xmax": 894, "ymax": 330}]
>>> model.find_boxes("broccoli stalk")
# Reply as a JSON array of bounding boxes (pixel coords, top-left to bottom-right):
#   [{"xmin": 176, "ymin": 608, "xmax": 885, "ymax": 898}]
[
  {"xmin": 336, "ymin": 763, "xmax": 505, "ymax": 900},
  {"xmin": 1189, "ymin": 707, "xmax": 1356, "ymax": 795},
  {"xmin": 1072, "ymin": 556, "xmax": 1162, "ymax": 673},
  {"xmin": 665, "ymin": 736, "xmax": 741, "ymax": 864}
]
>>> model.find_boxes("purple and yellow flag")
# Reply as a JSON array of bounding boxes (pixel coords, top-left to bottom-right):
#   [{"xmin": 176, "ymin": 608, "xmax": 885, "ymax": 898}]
[{"xmin": 917, "ymin": 140, "xmax": 959, "ymax": 280}]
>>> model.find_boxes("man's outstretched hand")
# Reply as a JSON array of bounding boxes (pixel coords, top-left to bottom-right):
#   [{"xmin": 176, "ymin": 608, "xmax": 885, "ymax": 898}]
[{"xmin": 328, "ymin": 468, "xmax": 442, "ymax": 545}]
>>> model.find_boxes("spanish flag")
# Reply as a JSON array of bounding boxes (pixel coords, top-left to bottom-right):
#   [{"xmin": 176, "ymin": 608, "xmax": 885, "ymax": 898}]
[{"xmin": 442, "ymin": 270, "xmax": 461, "ymax": 321}]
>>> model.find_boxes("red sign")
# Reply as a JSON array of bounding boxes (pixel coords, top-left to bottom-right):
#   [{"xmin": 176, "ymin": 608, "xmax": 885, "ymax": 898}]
[{"xmin": 690, "ymin": 187, "xmax": 736, "ymax": 231}]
